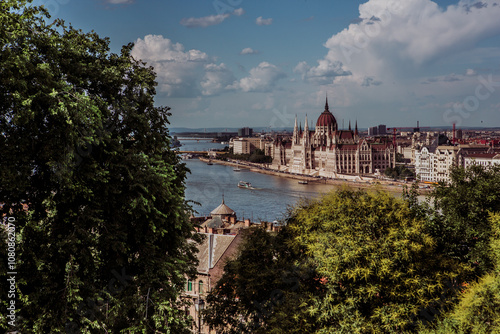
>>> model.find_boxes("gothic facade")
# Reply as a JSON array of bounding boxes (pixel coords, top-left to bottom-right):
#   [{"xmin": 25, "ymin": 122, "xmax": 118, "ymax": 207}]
[{"xmin": 272, "ymin": 98, "xmax": 395, "ymax": 177}]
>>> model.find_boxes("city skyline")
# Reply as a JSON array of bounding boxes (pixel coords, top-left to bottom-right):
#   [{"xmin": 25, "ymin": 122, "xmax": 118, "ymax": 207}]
[{"xmin": 36, "ymin": 0, "xmax": 500, "ymax": 129}]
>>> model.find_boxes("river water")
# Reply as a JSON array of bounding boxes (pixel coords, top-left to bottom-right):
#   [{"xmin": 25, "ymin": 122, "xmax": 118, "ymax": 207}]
[{"xmin": 180, "ymin": 139, "xmax": 407, "ymax": 222}]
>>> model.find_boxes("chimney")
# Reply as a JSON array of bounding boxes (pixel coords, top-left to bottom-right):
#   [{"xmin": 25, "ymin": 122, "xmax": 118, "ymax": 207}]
[{"xmin": 208, "ymin": 234, "xmax": 214, "ymax": 270}]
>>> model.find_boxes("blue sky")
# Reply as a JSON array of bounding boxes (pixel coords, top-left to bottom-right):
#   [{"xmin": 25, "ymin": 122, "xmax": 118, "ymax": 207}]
[{"xmin": 34, "ymin": 0, "xmax": 500, "ymax": 129}]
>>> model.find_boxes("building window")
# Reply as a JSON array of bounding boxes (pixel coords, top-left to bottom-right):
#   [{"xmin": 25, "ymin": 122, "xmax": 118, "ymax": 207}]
[
  {"xmin": 187, "ymin": 280, "xmax": 193, "ymax": 292},
  {"xmin": 199, "ymin": 280, "xmax": 204, "ymax": 294}
]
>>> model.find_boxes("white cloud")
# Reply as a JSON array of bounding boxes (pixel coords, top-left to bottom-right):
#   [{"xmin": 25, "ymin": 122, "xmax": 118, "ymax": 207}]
[
  {"xmin": 131, "ymin": 35, "xmax": 286, "ymax": 98},
  {"xmin": 180, "ymin": 14, "xmax": 230, "ymax": 28},
  {"xmin": 240, "ymin": 47, "xmax": 259, "ymax": 55},
  {"xmin": 294, "ymin": 60, "xmax": 351, "ymax": 85},
  {"xmin": 233, "ymin": 8, "xmax": 245, "ymax": 16},
  {"xmin": 230, "ymin": 62, "xmax": 286, "ymax": 92},
  {"xmin": 291, "ymin": 0, "xmax": 500, "ymax": 128},
  {"xmin": 465, "ymin": 68, "xmax": 477, "ymax": 76},
  {"xmin": 200, "ymin": 63, "xmax": 236, "ymax": 96},
  {"xmin": 131, "ymin": 35, "xmax": 211, "ymax": 97},
  {"xmin": 299, "ymin": 0, "xmax": 500, "ymax": 84},
  {"xmin": 181, "ymin": 8, "xmax": 244, "ymax": 28},
  {"xmin": 256, "ymin": 16, "xmax": 273, "ymax": 26},
  {"xmin": 132, "ymin": 35, "xmax": 209, "ymax": 63}
]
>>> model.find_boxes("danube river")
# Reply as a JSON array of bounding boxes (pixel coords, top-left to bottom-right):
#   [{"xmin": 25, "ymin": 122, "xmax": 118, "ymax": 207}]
[{"xmin": 180, "ymin": 139, "xmax": 407, "ymax": 222}]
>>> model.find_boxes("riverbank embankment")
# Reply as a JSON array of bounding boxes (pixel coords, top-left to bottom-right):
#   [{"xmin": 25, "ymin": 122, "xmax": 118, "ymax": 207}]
[{"xmin": 198, "ymin": 157, "xmax": 432, "ymax": 195}]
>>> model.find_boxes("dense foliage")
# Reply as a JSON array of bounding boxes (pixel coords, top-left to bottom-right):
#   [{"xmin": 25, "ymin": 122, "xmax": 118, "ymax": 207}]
[
  {"xmin": 384, "ymin": 165, "xmax": 415, "ymax": 179},
  {"xmin": 421, "ymin": 213, "xmax": 500, "ymax": 333},
  {"xmin": 287, "ymin": 190, "xmax": 466, "ymax": 333},
  {"xmin": 223, "ymin": 148, "xmax": 273, "ymax": 163},
  {"xmin": 205, "ymin": 164, "xmax": 500, "ymax": 333},
  {"xmin": 0, "ymin": 1, "xmax": 199, "ymax": 332},
  {"xmin": 431, "ymin": 164, "xmax": 500, "ymax": 277},
  {"xmin": 204, "ymin": 190, "xmax": 466, "ymax": 333},
  {"xmin": 202, "ymin": 228, "xmax": 322, "ymax": 334}
]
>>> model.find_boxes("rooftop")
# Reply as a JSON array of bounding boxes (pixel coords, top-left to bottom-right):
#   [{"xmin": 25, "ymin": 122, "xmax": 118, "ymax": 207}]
[{"xmin": 210, "ymin": 196, "xmax": 235, "ymax": 216}]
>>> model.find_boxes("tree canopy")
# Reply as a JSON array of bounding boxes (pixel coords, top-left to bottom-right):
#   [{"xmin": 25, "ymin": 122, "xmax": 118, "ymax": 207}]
[
  {"xmin": 421, "ymin": 213, "xmax": 500, "ymax": 334},
  {"xmin": 202, "ymin": 227, "xmax": 322, "ymax": 334},
  {"xmin": 287, "ymin": 189, "xmax": 465, "ymax": 333},
  {"xmin": 1, "ymin": 1, "xmax": 199, "ymax": 332},
  {"xmin": 204, "ymin": 189, "xmax": 471, "ymax": 333},
  {"xmin": 204, "ymin": 164, "xmax": 500, "ymax": 333},
  {"xmin": 431, "ymin": 164, "xmax": 500, "ymax": 277}
]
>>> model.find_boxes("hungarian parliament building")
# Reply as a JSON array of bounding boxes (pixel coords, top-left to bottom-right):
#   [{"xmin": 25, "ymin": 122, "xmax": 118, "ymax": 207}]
[{"xmin": 271, "ymin": 98, "xmax": 395, "ymax": 177}]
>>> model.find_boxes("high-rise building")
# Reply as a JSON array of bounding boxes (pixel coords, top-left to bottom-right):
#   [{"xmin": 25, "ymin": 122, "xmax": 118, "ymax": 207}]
[
  {"xmin": 368, "ymin": 126, "xmax": 378, "ymax": 136},
  {"xmin": 368, "ymin": 124, "xmax": 386, "ymax": 136},
  {"xmin": 238, "ymin": 127, "xmax": 253, "ymax": 137},
  {"xmin": 378, "ymin": 124, "xmax": 387, "ymax": 135},
  {"xmin": 232, "ymin": 137, "xmax": 272, "ymax": 155}
]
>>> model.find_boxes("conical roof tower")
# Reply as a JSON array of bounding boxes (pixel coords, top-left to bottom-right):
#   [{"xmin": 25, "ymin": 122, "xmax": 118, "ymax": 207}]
[{"xmin": 211, "ymin": 195, "xmax": 235, "ymax": 216}]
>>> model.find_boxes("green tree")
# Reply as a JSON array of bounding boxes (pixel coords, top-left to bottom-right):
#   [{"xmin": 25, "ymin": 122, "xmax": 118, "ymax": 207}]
[
  {"xmin": 249, "ymin": 149, "xmax": 272, "ymax": 163},
  {"xmin": 287, "ymin": 189, "xmax": 465, "ymax": 333},
  {"xmin": 204, "ymin": 189, "xmax": 467, "ymax": 333},
  {"xmin": 0, "ymin": 1, "xmax": 200, "ymax": 332},
  {"xmin": 384, "ymin": 165, "xmax": 415, "ymax": 179},
  {"xmin": 202, "ymin": 227, "xmax": 322, "ymax": 334},
  {"xmin": 421, "ymin": 213, "xmax": 500, "ymax": 334},
  {"xmin": 384, "ymin": 167, "xmax": 398, "ymax": 179},
  {"xmin": 431, "ymin": 164, "xmax": 500, "ymax": 277}
]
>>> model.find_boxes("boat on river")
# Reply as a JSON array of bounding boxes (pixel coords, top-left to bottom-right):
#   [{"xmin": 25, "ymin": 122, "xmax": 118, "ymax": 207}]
[
  {"xmin": 298, "ymin": 180, "xmax": 308, "ymax": 184},
  {"xmin": 237, "ymin": 181, "xmax": 254, "ymax": 189}
]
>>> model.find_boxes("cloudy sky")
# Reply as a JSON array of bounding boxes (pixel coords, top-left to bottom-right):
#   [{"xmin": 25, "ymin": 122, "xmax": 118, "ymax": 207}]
[{"xmin": 35, "ymin": 0, "xmax": 500, "ymax": 129}]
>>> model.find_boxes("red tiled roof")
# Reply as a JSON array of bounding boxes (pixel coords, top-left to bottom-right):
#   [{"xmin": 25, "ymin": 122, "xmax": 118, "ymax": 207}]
[
  {"xmin": 339, "ymin": 130, "xmax": 354, "ymax": 140},
  {"xmin": 316, "ymin": 111, "xmax": 337, "ymax": 127}
]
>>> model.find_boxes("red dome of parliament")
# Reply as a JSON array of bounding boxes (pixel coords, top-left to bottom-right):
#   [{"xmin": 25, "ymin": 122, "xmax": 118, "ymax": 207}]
[{"xmin": 316, "ymin": 98, "xmax": 337, "ymax": 127}]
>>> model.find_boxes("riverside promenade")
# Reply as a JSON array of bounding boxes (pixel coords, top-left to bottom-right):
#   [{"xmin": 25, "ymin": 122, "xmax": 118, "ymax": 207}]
[{"xmin": 198, "ymin": 157, "xmax": 432, "ymax": 195}]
